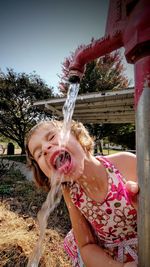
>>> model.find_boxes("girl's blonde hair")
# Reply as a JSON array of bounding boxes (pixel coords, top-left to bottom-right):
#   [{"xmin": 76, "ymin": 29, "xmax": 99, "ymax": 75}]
[{"xmin": 25, "ymin": 120, "xmax": 94, "ymax": 191}]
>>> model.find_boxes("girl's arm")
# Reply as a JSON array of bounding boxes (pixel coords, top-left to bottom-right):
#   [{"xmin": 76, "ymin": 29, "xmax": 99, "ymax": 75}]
[{"xmin": 62, "ymin": 184, "xmax": 128, "ymax": 267}]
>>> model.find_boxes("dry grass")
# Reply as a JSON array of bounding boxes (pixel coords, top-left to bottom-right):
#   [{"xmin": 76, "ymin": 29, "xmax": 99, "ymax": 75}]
[{"xmin": 0, "ymin": 167, "xmax": 71, "ymax": 267}]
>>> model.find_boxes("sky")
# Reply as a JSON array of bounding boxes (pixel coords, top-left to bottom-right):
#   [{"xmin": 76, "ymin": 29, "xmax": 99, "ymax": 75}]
[{"xmin": 0, "ymin": 0, "xmax": 134, "ymax": 92}]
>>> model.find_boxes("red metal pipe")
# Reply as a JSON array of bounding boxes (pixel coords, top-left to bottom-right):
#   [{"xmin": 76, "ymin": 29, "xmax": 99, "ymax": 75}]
[
  {"xmin": 68, "ymin": 0, "xmax": 150, "ymax": 80},
  {"xmin": 69, "ymin": 33, "xmax": 123, "ymax": 74},
  {"xmin": 68, "ymin": 1, "xmax": 150, "ymax": 266}
]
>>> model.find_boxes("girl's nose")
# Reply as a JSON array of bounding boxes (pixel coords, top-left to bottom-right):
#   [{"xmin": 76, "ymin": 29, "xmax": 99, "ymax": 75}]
[{"xmin": 42, "ymin": 143, "xmax": 51, "ymax": 155}]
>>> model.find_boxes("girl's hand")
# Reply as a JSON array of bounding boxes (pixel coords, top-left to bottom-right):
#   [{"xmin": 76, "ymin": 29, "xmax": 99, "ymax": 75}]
[
  {"xmin": 125, "ymin": 181, "xmax": 139, "ymax": 209},
  {"xmin": 125, "ymin": 181, "xmax": 139, "ymax": 195},
  {"xmin": 124, "ymin": 262, "xmax": 137, "ymax": 267}
]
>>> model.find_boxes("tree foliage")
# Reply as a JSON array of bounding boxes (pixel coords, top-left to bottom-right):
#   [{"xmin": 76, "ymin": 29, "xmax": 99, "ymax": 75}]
[
  {"xmin": 80, "ymin": 52, "xmax": 129, "ymax": 94},
  {"xmin": 100, "ymin": 123, "xmax": 135, "ymax": 150},
  {"xmin": 0, "ymin": 69, "xmax": 54, "ymax": 154},
  {"xmin": 85, "ymin": 123, "xmax": 135, "ymax": 151}
]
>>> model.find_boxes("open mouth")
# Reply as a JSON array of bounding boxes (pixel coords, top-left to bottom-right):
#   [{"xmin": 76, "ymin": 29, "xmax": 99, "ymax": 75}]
[{"xmin": 51, "ymin": 150, "xmax": 72, "ymax": 174}]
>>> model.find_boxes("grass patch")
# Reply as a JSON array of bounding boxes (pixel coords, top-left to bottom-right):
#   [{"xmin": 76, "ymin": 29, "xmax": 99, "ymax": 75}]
[{"xmin": 0, "ymin": 168, "xmax": 71, "ymax": 266}]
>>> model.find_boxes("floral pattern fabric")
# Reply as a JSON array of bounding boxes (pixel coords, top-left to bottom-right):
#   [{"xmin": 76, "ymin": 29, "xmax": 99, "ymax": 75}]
[{"xmin": 64, "ymin": 156, "xmax": 137, "ymax": 266}]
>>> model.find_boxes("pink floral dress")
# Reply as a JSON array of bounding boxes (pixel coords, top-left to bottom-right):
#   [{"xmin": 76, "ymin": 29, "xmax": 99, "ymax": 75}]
[{"xmin": 64, "ymin": 156, "xmax": 137, "ymax": 266}]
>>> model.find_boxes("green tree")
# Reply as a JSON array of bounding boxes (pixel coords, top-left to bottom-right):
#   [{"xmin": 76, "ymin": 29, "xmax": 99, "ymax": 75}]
[
  {"xmin": 80, "ymin": 52, "xmax": 129, "ymax": 94},
  {"xmin": 101, "ymin": 124, "xmax": 135, "ymax": 150},
  {"xmin": 0, "ymin": 69, "xmax": 54, "ymax": 154}
]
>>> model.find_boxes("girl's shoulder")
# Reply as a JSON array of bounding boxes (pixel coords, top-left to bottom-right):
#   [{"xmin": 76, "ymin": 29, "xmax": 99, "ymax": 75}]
[
  {"xmin": 104, "ymin": 152, "xmax": 137, "ymax": 182},
  {"xmin": 105, "ymin": 151, "xmax": 136, "ymax": 162}
]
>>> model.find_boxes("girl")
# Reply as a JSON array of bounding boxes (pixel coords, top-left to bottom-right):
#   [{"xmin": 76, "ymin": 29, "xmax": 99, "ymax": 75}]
[{"xmin": 25, "ymin": 120, "xmax": 138, "ymax": 267}]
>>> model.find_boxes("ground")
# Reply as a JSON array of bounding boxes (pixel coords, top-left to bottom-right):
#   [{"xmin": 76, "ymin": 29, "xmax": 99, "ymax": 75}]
[{"xmin": 0, "ymin": 166, "xmax": 72, "ymax": 267}]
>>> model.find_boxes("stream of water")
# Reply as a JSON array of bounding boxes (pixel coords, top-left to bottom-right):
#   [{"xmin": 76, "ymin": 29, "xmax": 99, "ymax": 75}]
[
  {"xmin": 60, "ymin": 83, "xmax": 79, "ymax": 145},
  {"xmin": 27, "ymin": 83, "xmax": 79, "ymax": 267}
]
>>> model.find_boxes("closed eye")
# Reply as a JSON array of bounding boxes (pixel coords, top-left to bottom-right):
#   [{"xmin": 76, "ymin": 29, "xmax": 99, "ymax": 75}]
[
  {"xmin": 48, "ymin": 134, "xmax": 55, "ymax": 141},
  {"xmin": 37, "ymin": 151, "xmax": 42, "ymax": 159}
]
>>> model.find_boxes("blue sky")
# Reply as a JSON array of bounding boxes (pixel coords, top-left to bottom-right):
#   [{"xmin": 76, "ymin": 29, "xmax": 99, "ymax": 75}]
[{"xmin": 0, "ymin": 0, "xmax": 134, "ymax": 91}]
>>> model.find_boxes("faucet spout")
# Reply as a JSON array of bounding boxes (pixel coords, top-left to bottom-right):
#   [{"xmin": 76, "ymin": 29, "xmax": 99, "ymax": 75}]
[{"xmin": 68, "ymin": 70, "xmax": 83, "ymax": 83}]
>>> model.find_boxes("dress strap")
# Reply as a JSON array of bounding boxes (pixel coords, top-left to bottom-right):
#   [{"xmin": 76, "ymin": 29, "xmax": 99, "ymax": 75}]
[
  {"xmin": 96, "ymin": 156, "xmax": 112, "ymax": 168},
  {"xmin": 96, "ymin": 156, "xmax": 131, "ymax": 204}
]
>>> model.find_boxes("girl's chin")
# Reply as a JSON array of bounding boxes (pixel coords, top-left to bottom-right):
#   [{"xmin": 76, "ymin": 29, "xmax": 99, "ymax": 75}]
[
  {"xmin": 64, "ymin": 159, "xmax": 85, "ymax": 182},
  {"xmin": 63, "ymin": 168, "xmax": 84, "ymax": 183}
]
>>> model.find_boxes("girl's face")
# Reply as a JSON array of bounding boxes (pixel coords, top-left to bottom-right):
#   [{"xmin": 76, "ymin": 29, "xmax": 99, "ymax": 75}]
[{"xmin": 28, "ymin": 122, "xmax": 86, "ymax": 183}]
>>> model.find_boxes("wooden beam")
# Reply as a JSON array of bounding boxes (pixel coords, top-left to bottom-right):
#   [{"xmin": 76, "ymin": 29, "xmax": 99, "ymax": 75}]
[{"xmin": 45, "ymin": 104, "xmax": 62, "ymax": 116}]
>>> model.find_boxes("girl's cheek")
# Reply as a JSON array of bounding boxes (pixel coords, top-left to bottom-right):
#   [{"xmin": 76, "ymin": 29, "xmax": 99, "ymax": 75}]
[
  {"xmin": 39, "ymin": 160, "xmax": 52, "ymax": 178},
  {"xmin": 38, "ymin": 159, "xmax": 47, "ymax": 173}
]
